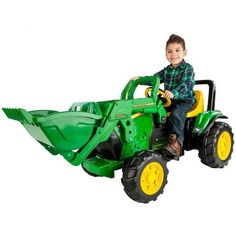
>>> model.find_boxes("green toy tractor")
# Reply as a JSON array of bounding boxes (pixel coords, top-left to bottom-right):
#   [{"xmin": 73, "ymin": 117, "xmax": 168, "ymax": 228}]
[{"xmin": 2, "ymin": 76, "xmax": 234, "ymax": 203}]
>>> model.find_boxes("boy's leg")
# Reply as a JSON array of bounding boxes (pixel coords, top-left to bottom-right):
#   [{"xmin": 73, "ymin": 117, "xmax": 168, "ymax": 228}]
[{"xmin": 164, "ymin": 101, "xmax": 194, "ymax": 157}]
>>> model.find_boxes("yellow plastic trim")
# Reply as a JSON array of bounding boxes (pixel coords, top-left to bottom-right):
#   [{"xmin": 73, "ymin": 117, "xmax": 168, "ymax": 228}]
[
  {"xmin": 186, "ymin": 90, "xmax": 204, "ymax": 118},
  {"xmin": 144, "ymin": 87, "xmax": 171, "ymax": 108},
  {"xmin": 166, "ymin": 90, "xmax": 205, "ymax": 117},
  {"xmin": 144, "ymin": 87, "xmax": 152, "ymax": 98},
  {"xmin": 158, "ymin": 90, "xmax": 171, "ymax": 108},
  {"xmin": 133, "ymin": 103, "xmax": 155, "ymax": 108},
  {"xmin": 131, "ymin": 112, "xmax": 143, "ymax": 119},
  {"xmin": 217, "ymin": 131, "xmax": 232, "ymax": 161},
  {"xmin": 140, "ymin": 162, "xmax": 164, "ymax": 195}
]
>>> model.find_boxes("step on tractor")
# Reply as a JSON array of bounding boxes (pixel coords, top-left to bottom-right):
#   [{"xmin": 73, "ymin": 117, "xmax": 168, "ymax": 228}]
[{"xmin": 2, "ymin": 76, "xmax": 234, "ymax": 203}]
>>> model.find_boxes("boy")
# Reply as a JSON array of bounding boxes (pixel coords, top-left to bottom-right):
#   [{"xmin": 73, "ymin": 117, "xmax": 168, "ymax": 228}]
[{"xmin": 131, "ymin": 34, "xmax": 195, "ymax": 158}]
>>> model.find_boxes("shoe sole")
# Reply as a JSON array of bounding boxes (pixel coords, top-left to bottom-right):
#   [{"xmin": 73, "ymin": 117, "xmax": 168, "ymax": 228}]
[{"xmin": 161, "ymin": 148, "xmax": 180, "ymax": 161}]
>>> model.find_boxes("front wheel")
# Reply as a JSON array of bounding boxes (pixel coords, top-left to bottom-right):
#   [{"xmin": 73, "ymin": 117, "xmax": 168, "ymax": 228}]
[
  {"xmin": 122, "ymin": 152, "xmax": 168, "ymax": 203},
  {"xmin": 198, "ymin": 122, "xmax": 234, "ymax": 168}
]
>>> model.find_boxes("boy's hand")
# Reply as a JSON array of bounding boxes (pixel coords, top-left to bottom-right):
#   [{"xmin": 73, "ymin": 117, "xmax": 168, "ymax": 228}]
[
  {"xmin": 165, "ymin": 90, "xmax": 174, "ymax": 99},
  {"xmin": 130, "ymin": 76, "xmax": 139, "ymax": 81}
]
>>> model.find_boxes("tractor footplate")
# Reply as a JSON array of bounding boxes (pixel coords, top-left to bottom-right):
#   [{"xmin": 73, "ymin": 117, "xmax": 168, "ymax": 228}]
[{"xmin": 160, "ymin": 149, "xmax": 180, "ymax": 161}]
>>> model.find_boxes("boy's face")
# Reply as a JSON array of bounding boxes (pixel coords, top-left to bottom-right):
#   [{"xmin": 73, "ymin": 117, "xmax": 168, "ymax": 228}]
[{"xmin": 166, "ymin": 43, "xmax": 186, "ymax": 68}]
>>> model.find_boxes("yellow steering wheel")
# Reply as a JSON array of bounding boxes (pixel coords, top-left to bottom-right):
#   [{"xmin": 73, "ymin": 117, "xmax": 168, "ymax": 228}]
[{"xmin": 144, "ymin": 87, "xmax": 171, "ymax": 108}]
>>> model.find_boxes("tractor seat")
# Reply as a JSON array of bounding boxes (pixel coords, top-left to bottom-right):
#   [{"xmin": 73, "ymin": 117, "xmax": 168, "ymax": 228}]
[
  {"xmin": 166, "ymin": 90, "xmax": 204, "ymax": 118},
  {"xmin": 186, "ymin": 90, "xmax": 204, "ymax": 118}
]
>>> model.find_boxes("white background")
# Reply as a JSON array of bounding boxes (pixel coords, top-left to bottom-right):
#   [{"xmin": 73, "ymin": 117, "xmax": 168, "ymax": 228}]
[{"xmin": 0, "ymin": 1, "xmax": 236, "ymax": 235}]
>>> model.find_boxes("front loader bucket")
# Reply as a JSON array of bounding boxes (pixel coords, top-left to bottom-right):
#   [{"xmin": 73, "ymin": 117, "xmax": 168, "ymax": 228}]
[
  {"xmin": 3, "ymin": 108, "xmax": 34, "ymax": 124},
  {"xmin": 2, "ymin": 108, "xmax": 102, "ymax": 152}
]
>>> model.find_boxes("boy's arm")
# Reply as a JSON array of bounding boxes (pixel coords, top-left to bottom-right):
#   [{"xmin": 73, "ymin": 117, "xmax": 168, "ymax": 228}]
[
  {"xmin": 153, "ymin": 69, "xmax": 164, "ymax": 84},
  {"xmin": 171, "ymin": 65, "xmax": 195, "ymax": 100}
]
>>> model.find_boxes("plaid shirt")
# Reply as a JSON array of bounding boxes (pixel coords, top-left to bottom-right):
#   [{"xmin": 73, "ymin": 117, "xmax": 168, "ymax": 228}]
[{"xmin": 142, "ymin": 60, "xmax": 195, "ymax": 103}]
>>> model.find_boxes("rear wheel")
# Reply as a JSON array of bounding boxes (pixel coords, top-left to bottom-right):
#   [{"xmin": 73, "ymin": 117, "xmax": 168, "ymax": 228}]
[
  {"xmin": 122, "ymin": 152, "xmax": 168, "ymax": 203},
  {"xmin": 198, "ymin": 122, "xmax": 234, "ymax": 168}
]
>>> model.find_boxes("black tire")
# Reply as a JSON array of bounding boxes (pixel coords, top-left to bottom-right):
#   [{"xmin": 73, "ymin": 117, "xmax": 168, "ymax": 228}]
[
  {"xmin": 198, "ymin": 122, "xmax": 234, "ymax": 168},
  {"xmin": 122, "ymin": 152, "xmax": 168, "ymax": 203}
]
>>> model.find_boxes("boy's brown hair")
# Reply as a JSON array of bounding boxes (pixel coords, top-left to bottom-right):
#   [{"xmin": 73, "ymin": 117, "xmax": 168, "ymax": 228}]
[{"xmin": 166, "ymin": 34, "xmax": 186, "ymax": 51}]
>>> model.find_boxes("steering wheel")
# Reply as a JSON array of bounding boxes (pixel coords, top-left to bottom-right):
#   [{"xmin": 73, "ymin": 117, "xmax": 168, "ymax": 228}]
[{"xmin": 144, "ymin": 87, "xmax": 171, "ymax": 108}]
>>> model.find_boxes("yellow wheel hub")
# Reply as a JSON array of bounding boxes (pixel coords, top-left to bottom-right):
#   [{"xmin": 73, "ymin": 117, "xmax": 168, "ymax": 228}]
[
  {"xmin": 217, "ymin": 131, "xmax": 232, "ymax": 161},
  {"xmin": 140, "ymin": 162, "xmax": 164, "ymax": 195}
]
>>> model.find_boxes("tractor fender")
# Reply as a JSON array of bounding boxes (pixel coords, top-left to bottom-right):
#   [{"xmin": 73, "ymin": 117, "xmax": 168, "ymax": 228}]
[{"xmin": 192, "ymin": 110, "xmax": 228, "ymax": 135}]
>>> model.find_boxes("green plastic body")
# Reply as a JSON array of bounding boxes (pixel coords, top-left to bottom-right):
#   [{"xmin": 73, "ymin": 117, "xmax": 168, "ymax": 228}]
[
  {"xmin": 3, "ymin": 77, "xmax": 168, "ymax": 177},
  {"xmin": 192, "ymin": 110, "xmax": 227, "ymax": 135},
  {"xmin": 2, "ymin": 76, "xmax": 226, "ymax": 178}
]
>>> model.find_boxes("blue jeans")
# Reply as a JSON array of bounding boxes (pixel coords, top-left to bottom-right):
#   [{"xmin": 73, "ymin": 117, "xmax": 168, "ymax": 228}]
[{"xmin": 166, "ymin": 101, "xmax": 194, "ymax": 146}]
